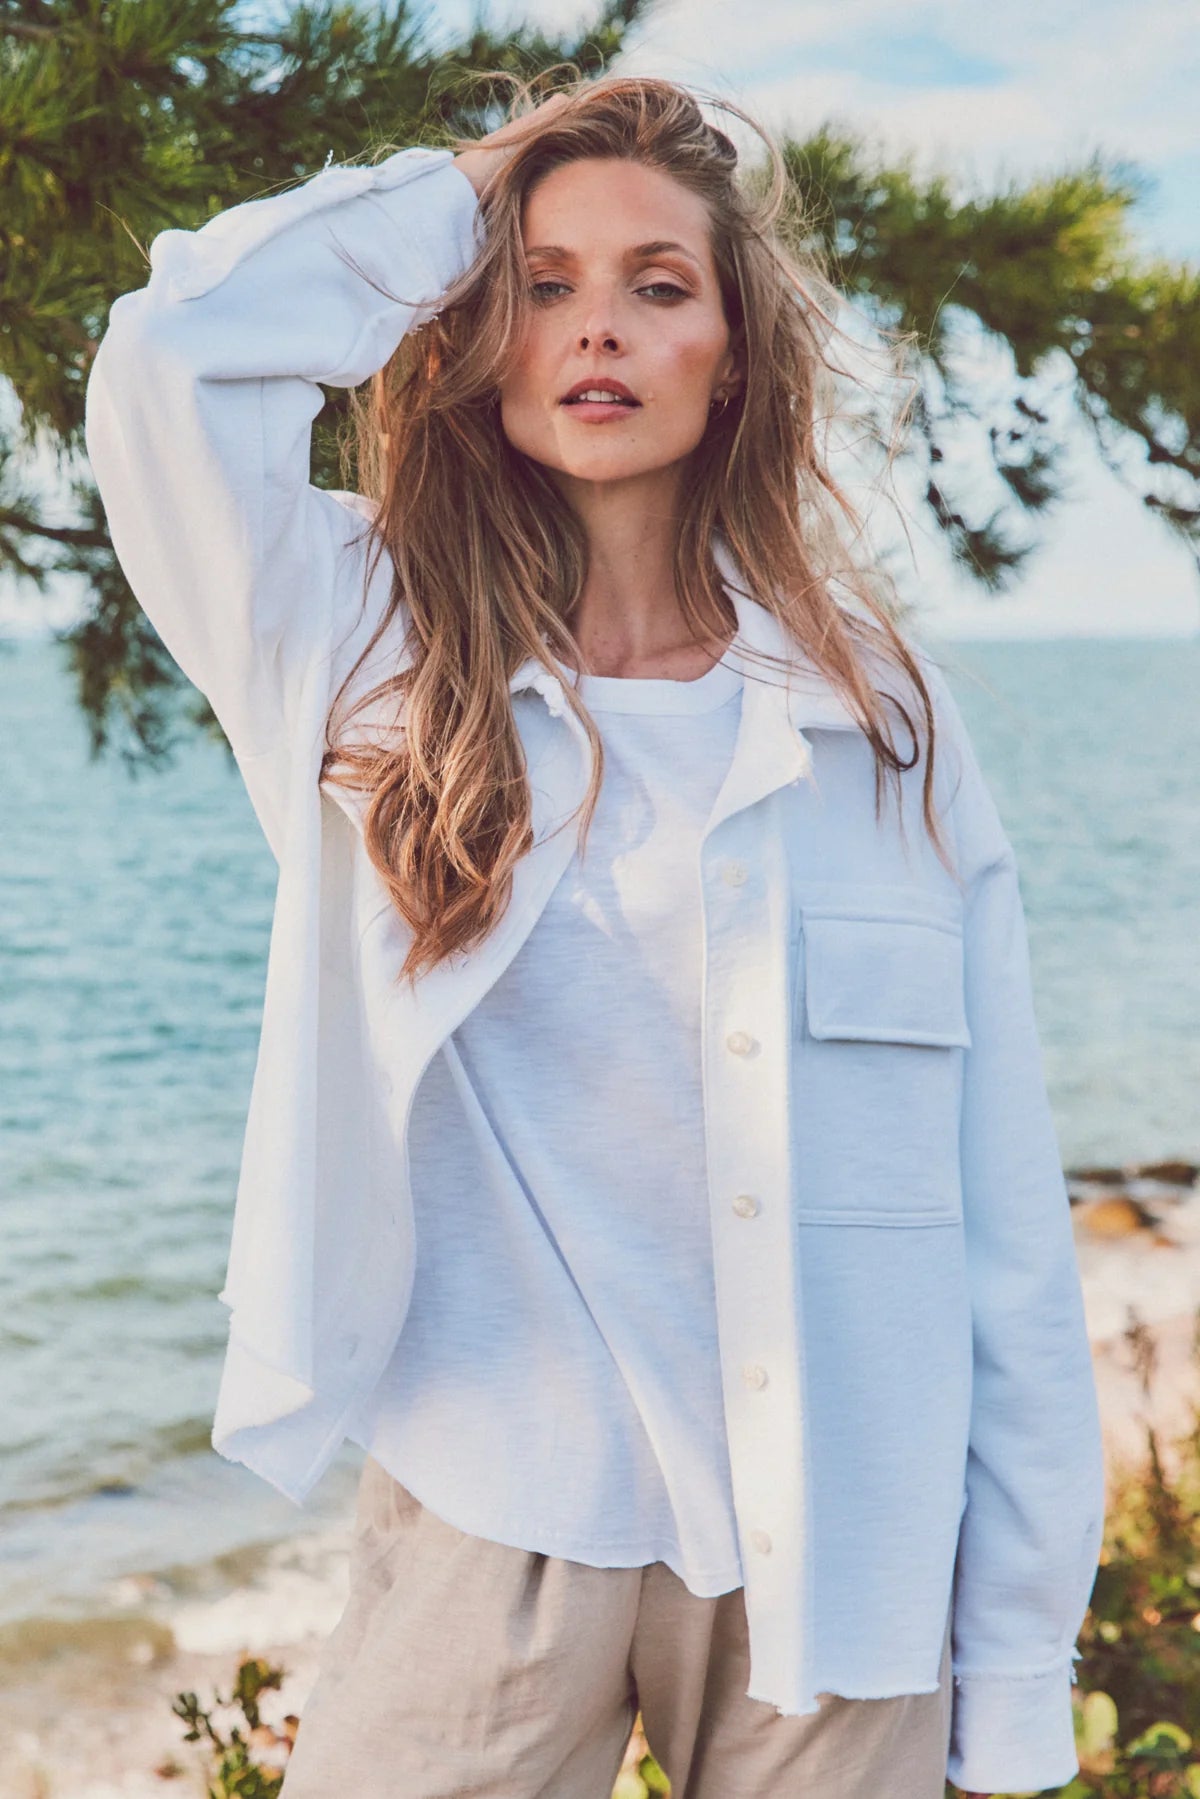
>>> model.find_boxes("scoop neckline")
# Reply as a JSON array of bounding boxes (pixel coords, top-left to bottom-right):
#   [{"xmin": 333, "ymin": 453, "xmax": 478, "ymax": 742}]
[{"xmin": 558, "ymin": 652, "xmax": 744, "ymax": 715}]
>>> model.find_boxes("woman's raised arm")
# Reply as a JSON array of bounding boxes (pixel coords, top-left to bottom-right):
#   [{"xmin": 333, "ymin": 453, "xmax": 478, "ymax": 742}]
[{"xmin": 83, "ymin": 146, "xmax": 481, "ymax": 832}]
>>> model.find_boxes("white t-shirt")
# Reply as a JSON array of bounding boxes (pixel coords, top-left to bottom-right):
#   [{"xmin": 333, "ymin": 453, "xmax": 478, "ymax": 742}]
[{"xmin": 349, "ymin": 651, "xmax": 747, "ymax": 1593}]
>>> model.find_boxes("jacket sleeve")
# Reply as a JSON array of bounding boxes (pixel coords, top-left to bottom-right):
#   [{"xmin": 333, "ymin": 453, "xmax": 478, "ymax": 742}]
[
  {"xmin": 929, "ymin": 666, "xmax": 1107, "ymax": 1795},
  {"xmin": 83, "ymin": 146, "xmax": 482, "ymax": 854}
]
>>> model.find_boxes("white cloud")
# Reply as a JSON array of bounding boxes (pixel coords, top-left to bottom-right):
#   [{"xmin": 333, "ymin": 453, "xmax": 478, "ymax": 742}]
[{"xmin": 435, "ymin": 0, "xmax": 1199, "ymax": 231}]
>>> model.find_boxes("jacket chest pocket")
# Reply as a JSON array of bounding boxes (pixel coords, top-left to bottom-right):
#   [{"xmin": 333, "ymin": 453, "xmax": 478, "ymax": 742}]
[{"xmin": 791, "ymin": 891, "xmax": 971, "ymax": 1226}]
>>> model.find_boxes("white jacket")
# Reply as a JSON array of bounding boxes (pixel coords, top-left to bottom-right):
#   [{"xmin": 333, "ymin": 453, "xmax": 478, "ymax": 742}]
[{"xmin": 84, "ymin": 144, "xmax": 1107, "ymax": 1794}]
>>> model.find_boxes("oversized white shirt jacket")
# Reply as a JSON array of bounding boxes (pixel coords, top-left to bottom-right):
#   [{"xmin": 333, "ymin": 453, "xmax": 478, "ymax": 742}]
[{"xmin": 83, "ymin": 144, "xmax": 1107, "ymax": 1795}]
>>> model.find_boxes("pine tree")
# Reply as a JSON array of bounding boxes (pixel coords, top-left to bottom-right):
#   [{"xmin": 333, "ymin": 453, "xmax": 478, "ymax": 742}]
[
  {"xmin": 3, "ymin": 1, "xmax": 1198, "ymax": 765},
  {"xmin": 779, "ymin": 127, "xmax": 1200, "ymax": 594}
]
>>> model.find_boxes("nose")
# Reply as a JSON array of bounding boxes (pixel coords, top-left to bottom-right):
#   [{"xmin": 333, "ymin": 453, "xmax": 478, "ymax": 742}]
[{"xmin": 579, "ymin": 330, "xmax": 619, "ymax": 351}]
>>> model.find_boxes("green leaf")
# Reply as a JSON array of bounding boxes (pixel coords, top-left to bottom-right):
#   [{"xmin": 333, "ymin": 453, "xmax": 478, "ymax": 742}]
[
  {"xmin": 1075, "ymin": 1688, "xmax": 1118, "ymax": 1757},
  {"xmin": 639, "ymin": 1751, "xmax": 672, "ymax": 1794},
  {"xmin": 1125, "ymin": 1717, "xmax": 1192, "ymax": 1759}
]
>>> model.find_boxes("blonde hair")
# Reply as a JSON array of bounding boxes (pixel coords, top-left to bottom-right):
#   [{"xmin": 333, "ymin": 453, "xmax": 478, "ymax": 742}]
[{"xmin": 320, "ymin": 68, "xmax": 949, "ymax": 985}]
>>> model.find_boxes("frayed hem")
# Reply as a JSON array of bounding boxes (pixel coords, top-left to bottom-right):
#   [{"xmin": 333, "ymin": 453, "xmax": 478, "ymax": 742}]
[
  {"xmin": 745, "ymin": 1687, "xmax": 821, "ymax": 1719},
  {"xmin": 815, "ymin": 1682, "xmax": 942, "ymax": 1704},
  {"xmin": 749, "ymin": 1681, "xmax": 942, "ymax": 1718}
]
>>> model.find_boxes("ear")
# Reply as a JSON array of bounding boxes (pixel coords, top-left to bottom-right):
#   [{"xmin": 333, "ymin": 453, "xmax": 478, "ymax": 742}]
[{"xmin": 717, "ymin": 342, "xmax": 745, "ymax": 400}]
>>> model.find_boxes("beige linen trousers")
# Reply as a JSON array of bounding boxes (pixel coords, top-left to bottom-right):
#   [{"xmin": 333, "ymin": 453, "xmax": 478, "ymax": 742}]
[{"xmin": 280, "ymin": 1454, "xmax": 954, "ymax": 1798}]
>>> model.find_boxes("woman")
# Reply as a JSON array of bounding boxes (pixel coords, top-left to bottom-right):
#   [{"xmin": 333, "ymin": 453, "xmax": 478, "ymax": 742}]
[{"xmin": 84, "ymin": 71, "xmax": 1105, "ymax": 1799}]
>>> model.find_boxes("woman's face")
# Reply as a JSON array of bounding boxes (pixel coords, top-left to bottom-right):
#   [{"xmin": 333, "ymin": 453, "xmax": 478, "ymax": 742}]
[{"xmin": 497, "ymin": 156, "xmax": 741, "ymax": 496}]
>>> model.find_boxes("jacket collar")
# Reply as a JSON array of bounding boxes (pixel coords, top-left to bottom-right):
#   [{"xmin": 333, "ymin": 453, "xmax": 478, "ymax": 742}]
[{"xmin": 505, "ymin": 534, "xmax": 864, "ymax": 830}]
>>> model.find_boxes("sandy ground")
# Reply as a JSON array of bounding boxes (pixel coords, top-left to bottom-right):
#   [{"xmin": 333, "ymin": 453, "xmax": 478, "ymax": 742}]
[{"xmin": 3, "ymin": 1313, "xmax": 1198, "ymax": 1799}]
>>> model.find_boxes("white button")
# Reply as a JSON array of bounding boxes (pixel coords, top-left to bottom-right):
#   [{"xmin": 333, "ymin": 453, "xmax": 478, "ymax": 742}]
[
  {"xmin": 742, "ymin": 1362, "xmax": 768, "ymax": 1389},
  {"xmin": 722, "ymin": 859, "xmax": 748, "ymax": 886},
  {"xmin": 750, "ymin": 1528, "xmax": 772, "ymax": 1555},
  {"xmin": 726, "ymin": 1030, "xmax": 754, "ymax": 1056},
  {"xmin": 732, "ymin": 1193, "xmax": 759, "ymax": 1218}
]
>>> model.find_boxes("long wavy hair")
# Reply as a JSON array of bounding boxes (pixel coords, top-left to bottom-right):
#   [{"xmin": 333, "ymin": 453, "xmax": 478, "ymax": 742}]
[{"xmin": 319, "ymin": 68, "xmax": 951, "ymax": 986}]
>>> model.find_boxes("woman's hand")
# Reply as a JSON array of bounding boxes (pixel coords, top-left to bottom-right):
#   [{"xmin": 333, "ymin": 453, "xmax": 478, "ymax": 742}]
[{"xmin": 451, "ymin": 90, "xmax": 575, "ymax": 198}]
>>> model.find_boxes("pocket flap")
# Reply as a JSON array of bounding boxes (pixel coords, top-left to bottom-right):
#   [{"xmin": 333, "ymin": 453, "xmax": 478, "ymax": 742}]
[{"xmin": 801, "ymin": 906, "xmax": 972, "ymax": 1049}]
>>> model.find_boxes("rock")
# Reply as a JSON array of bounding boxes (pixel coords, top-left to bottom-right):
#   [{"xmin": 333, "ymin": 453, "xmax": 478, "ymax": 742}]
[
  {"xmin": 1135, "ymin": 1159, "xmax": 1198, "ymax": 1187},
  {"xmin": 1066, "ymin": 1158, "xmax": 1197, "ymax": 1190},
  {"xmin": 1079, "ymin": 1196, "xmax": 1159, "ymax": 1238}
]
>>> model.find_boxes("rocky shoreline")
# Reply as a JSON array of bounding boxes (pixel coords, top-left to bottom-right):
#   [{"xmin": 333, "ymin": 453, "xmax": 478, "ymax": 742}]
[{"xmin": 1066, "ymin": 1155, "xmax": 1199, "ymax": 1234}]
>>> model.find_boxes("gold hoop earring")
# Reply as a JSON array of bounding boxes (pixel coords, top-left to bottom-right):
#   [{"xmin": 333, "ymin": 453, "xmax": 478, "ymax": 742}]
[{"xmin": 709, "ymin": 392, "xmax": 731, "ymax": 417}]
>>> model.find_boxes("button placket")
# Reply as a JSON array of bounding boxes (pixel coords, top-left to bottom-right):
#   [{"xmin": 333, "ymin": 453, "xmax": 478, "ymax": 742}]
[{"xmin": 699, "ymin": 797, "xmax": 813, "ymax": 1705}]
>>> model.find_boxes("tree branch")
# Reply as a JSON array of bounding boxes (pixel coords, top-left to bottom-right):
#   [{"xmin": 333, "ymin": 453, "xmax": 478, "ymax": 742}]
[
  {"xmin": 0, "ymin": 17, "xmax": 56, "ymax": 38},
  {"xmin": 0, "ymin": 505, "xmax": 109, "ymax": 549}
]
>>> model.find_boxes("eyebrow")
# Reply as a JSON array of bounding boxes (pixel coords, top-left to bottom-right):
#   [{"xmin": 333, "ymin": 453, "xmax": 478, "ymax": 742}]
[{"xmin": 524, "ymin": 239, "xmax": 703, "ymax": 269}]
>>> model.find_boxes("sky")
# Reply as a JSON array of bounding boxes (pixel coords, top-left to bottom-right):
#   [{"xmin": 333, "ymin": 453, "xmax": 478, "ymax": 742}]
[{"xmin": 6, "ymin": 0, "xmax": 1197, "ymax": 640}]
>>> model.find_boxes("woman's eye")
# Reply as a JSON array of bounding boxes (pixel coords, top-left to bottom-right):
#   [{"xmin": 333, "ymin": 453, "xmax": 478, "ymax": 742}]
[{"xmin": 528, "ymin": 280, "xmax": 688, "ymax": 301}]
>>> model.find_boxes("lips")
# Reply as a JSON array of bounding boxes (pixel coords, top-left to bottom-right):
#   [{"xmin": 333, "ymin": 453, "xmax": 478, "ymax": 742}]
[{"xmin": 559, "ymin": 378, "xmax": 641, "ymax": 405}]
